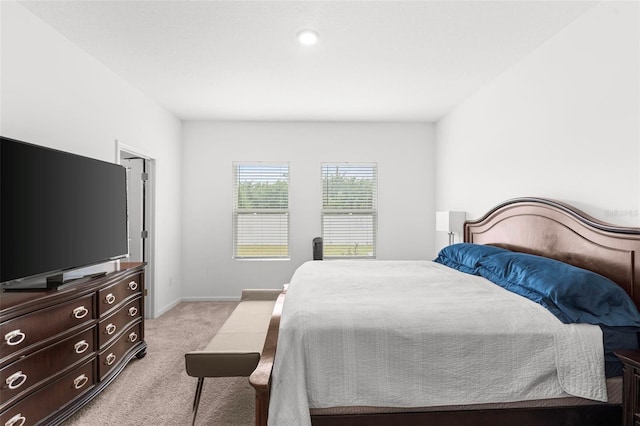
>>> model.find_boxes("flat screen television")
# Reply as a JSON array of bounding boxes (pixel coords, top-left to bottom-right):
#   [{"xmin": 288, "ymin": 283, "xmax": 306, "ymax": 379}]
[{"xmin": 1, "ymin": 136, "xmax": 129, "ymax": 289}]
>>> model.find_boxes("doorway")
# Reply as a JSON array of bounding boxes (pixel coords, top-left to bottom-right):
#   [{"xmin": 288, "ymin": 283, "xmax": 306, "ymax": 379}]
[
  {"xmin": 117, "ymin": 141, "xmax": 156, "ymax": 319},
  {"xmin": 121, "ymin": 157, "xmax": 146, "ymax": 263}
]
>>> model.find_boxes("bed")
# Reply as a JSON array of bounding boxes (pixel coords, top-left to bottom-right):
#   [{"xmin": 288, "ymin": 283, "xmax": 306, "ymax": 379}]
[{"xmin": 250, "ymin": 197, "xmax": 640, "ymax": 426}]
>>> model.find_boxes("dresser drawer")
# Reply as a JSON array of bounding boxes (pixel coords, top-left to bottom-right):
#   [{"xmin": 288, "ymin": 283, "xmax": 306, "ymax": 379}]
[
  {"xmin": 0, "ymin": 358, "xmax": 95, "ymax": 426},
  {"xmin": 98, "ymin": 273, "xmax": 143, "ymax": 317},
  {"xmin": 0, "ymin": 327, "xmax": 95, "ymax": 411},
  {"xmin": 98, "ymin": 297, "xmax": 142, "ymax": 349},
  {"xmin": 0, "ymin": 295, "xmax": 95, "ymax": 363},
  {"xmin": 98, "ymin": 321, "xmax": 143, "ymax": 380}
]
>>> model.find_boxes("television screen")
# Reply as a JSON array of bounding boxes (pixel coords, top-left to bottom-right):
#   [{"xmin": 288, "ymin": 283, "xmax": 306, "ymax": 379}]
[{"xmin": 1, "ymin": 136, "xmax": 128, "ymax": 286}]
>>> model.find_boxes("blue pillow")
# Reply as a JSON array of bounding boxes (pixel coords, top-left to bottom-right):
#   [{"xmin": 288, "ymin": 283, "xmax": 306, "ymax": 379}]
[
  {"xmin": 434, "ymin": 243, "xmax": 508, "ymax": 274},
  {"xmin": 476, "ymin": 251, "xmax": 640, "ymax": 327}
]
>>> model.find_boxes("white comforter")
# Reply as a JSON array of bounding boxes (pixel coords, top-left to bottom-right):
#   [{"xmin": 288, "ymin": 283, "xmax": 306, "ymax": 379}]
[{"xmin": 267, "ymin": 260, "xmax": 607, "ymax": 426}]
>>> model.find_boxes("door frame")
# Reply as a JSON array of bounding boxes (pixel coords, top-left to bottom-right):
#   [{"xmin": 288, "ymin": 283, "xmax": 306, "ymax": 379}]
[{"xmin": 116, "ymin": 140, "xmax": 157, "ymax": 319}]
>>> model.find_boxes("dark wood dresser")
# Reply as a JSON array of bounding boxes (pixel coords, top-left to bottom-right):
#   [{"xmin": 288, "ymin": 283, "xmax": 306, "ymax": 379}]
[{"xmin": 0, "ymin": 262, "xmax": 146, "ymax": 426}]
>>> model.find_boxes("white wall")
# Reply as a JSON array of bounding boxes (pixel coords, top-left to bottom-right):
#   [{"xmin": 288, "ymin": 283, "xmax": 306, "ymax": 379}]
[
  {"xmin": 6, "ymin": 0, "xmax": 633, "ymax": 302},
  {"xmin": 1, "ymin": 1, "xmax": 183, "ymax": 317},
  {"xmin": 182, "ymin": 121, "xmax": 435, "ymax": 299},
  {"xmin": 435, "ymin": 1, "xmax": 640, "ymax": 253}
]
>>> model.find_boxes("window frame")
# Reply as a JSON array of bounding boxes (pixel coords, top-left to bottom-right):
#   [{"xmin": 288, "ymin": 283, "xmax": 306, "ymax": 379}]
[
  {"xmin": 232, "ymin": 162, "xmax": 290, "ymax": 260},
  {"xmin": 321, "ymin": 162, "xmax": 378, "ymax": 259}
]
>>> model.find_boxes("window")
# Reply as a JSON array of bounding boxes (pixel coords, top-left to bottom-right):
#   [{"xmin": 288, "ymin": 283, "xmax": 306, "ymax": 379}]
[
  {"xmin": 321, "ymin": 163, "xmax": 377, "ymax": 258},
  {"xmin": 233, "ymin": 162, "xmax": 289, "ymax": 259}
]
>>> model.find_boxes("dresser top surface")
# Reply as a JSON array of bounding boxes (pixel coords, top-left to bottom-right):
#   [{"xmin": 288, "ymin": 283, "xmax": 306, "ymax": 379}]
[{"xmin": 0, "ymin": 262, "xmax": 145, "ymax": 317}]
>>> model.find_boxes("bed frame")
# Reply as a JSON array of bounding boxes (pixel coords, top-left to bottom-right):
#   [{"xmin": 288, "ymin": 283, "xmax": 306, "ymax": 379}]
[{"xmin": 250, "ymin": 197, "xmax": 640, "ymax": 426}]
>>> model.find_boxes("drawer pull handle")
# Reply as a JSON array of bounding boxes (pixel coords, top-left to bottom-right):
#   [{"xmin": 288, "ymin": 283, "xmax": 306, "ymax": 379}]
[
  {"xmin": 128, "ymin": 281, "xmax": 138, "ymax": 291},
  {"xmin": 74, "ymin": 340, "xmax": 90, "ymax": 354},
  {"xmin": 106, "ymin": 353, "xmax": 116, "ymax": 366},
  {"xmin": 128, "ymin": 332, "xmax": 138, "ymax": 343},
  {"xmin": 6, "ymin": 371, "xmax": 27, "ymax": 390},
  {"xmin": 4, "ymin": 330, "xmax": 25, "ymax": 346},
  {"xmin": 105, "ymin": 323, "xmax": 117, "ymax": 335},
  {"xmin": 72, "ymin": 306, "xmax": 89, "ymax": 319},
  {"xmin": 105, "ymin": 293, "xmax": 116, "ymax": 305},
  {"xmin": 73, "ymin": 374, "xmax": 89, "ymax": 390},
  {"xmin": 128, "ymin": 306, "xmax": 138, "ymax": 317},
  {"xmin": 4, "ymin": 413, "xmax": 26, "ymax": 426}
]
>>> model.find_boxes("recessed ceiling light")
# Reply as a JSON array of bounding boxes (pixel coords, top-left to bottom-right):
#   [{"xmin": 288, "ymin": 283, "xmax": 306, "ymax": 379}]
[{"xmin": 297, "ymin": 29, "xmax": 319, "ymax": 46}]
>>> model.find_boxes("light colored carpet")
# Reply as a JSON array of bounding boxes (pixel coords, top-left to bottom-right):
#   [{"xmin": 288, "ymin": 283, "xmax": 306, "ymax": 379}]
[{"xmin": 64, "ymin": 302, "xmax": 255, "ymax": 426}]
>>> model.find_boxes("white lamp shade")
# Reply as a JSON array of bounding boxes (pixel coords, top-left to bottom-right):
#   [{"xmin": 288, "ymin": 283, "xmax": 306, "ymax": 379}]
[{"xmin": 436, "ymin": 211, "xmax": 466, "ymax": 233}]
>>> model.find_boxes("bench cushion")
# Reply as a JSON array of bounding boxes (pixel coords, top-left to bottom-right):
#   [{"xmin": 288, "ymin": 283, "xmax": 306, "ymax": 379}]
[
  {"xmin": 185, "ymin": 291, "xmax": 280, "ymax": 378},
  {"xmin": 241, "ymin": 289, "xmax": 282, "ymax": 301}
]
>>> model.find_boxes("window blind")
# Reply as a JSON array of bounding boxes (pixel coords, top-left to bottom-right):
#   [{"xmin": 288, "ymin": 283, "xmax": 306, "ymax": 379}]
[
  {"xmin": 233, "ymin": 162, "xmax": 289, "ymax": 259},
  {"xmin": 321, "ymin": 163, "xmax": 377, "ymax": 258}
]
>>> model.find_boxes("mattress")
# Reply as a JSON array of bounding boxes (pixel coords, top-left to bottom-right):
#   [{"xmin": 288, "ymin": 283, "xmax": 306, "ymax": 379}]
[
  {"xmin": 268, "ymin": 260, "xmax": 607, "ymax": 426},
  {"xmin": 309, "ymin": 376, "xmax": 621, "ymax": 416}
]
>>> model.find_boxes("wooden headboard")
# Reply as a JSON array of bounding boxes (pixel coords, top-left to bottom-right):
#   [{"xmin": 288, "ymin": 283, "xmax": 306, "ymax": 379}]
[{"xmin": 464, "ymin": 197, "xmax": 640, "ymax": 310}]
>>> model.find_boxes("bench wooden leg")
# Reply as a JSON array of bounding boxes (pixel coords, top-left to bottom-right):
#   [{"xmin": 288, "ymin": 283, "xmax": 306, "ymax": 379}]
[
  {"xmin": 255, "ymin": 388, "xmax": 269, "ymax": 426},
  {"xmin": 192, "ymin": 377, "xmax": 204, "ymax": 426}
]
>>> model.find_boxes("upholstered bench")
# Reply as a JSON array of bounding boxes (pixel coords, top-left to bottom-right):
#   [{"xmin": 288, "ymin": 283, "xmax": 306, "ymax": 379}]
[{"xmin": 184, "ymin": 289, "xmax": 281, "ymax": 425}]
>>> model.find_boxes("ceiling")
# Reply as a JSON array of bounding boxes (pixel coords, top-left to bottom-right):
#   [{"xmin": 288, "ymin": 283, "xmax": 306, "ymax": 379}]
[{"xmin": 18, "ymin": 1, "xmax": 597, "ymax": 122}]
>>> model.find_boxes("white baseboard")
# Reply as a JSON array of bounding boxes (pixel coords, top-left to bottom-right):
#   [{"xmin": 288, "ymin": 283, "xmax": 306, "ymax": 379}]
[{"xmin": 180, "ymin": 296, "xmax": 242, "ymax": 302}]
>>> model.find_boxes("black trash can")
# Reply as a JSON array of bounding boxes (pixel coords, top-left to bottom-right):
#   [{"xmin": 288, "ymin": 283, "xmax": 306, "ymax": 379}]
[{"xmin": 312, "ymin": 237, "xmax": 323, "ymax": 260}]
